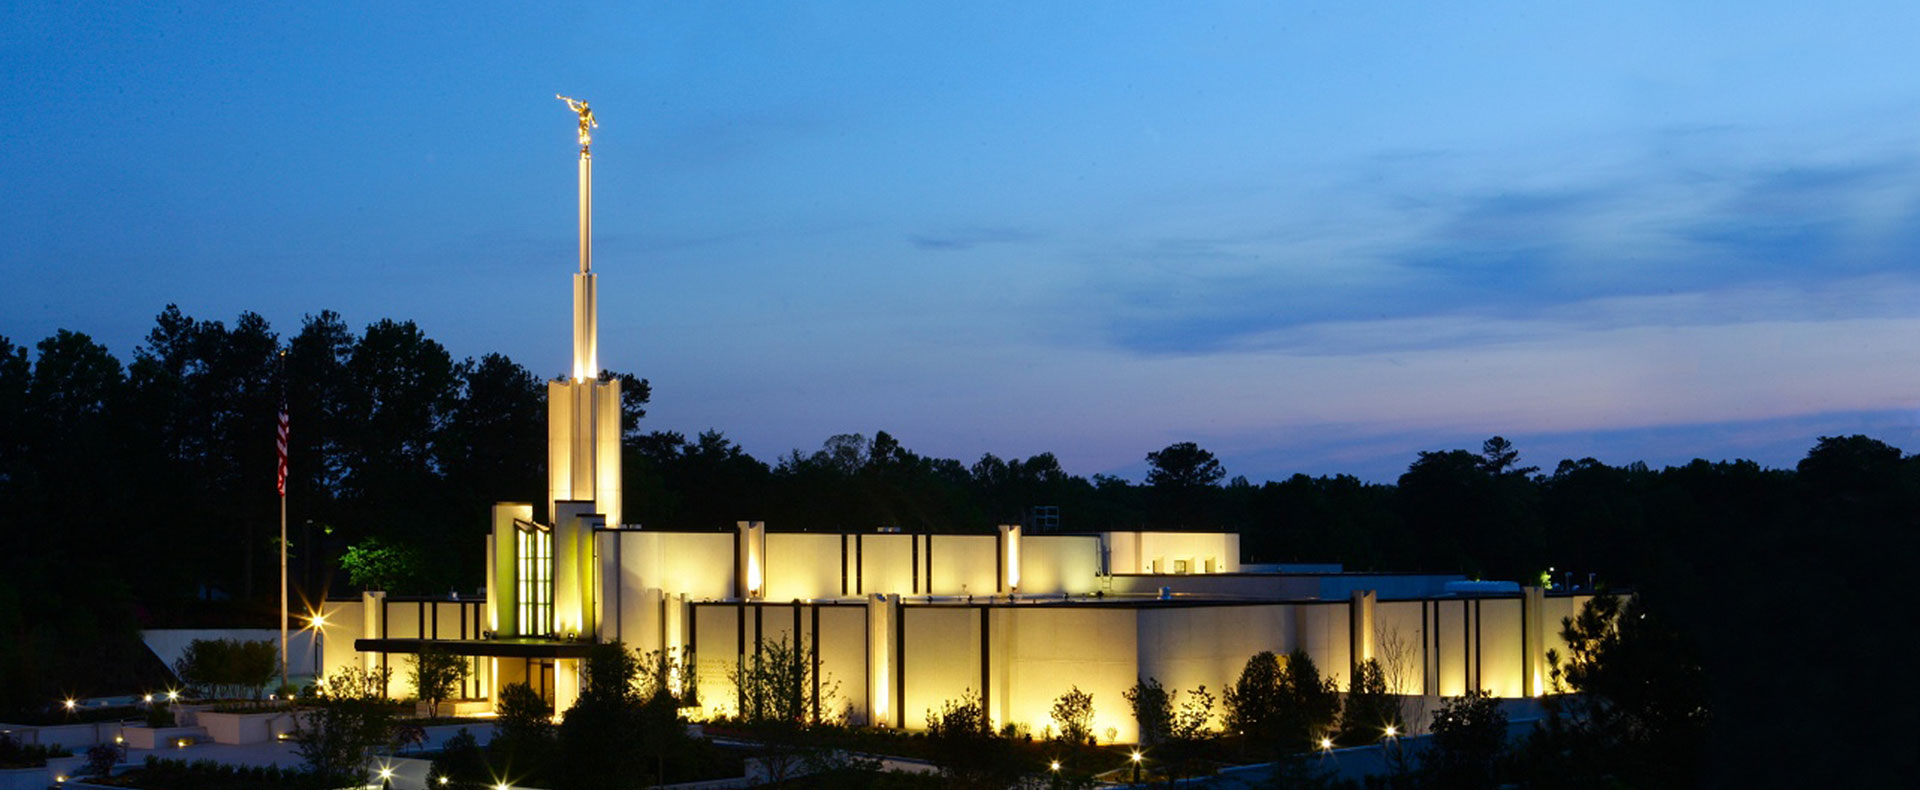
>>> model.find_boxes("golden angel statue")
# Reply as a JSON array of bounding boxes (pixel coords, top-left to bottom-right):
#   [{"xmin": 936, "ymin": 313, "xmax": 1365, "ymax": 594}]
[{"xmin": 557, "ymin": 94, "xmax": 597, "ymax": 148}]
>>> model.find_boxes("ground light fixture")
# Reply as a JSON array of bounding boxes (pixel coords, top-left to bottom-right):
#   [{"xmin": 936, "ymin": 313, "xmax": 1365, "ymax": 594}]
[
  {"xmin": 1384, "ymin": 725, "xmax": 1399, "ymax": 738},
  {"xmin": 1319, "ymin": 736, "xmax": 1334, "ymax": 751},
  {"xmin": 1049, "ymin": 760, "xmax": 1061, "ymax": 771},
  {"xmin": 379, "ymin": 767, "xmax": 395, "ymax": 780}
]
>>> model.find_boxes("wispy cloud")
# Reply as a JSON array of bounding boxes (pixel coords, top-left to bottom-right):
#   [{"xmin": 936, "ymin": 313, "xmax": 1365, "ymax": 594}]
[
  {"xmin": 1067, "ymin": 137, "xmax": 1920, "ymax": 356},
  {"xmin": 909, "ymin": 226, "xmax": 1043, "ymax": 251}
]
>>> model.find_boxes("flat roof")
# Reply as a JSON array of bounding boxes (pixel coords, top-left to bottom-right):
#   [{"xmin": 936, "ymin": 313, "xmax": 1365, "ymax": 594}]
[{"xmin": 352, "ymin": 637, "xmax": 596, "ymax": 659}]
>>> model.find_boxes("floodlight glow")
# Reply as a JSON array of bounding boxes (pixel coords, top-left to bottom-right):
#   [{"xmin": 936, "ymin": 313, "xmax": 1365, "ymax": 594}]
[
  {"xmin": 1049, "ymin": 760, "xmax": 1061, "ymax": 771},
  {"xmin": 309, "ymin": 613, "xmax": 328, "ymax": 628},
  {"xmin": 1130, "ymin": 750, "xmax": 1142, "ymax": 763},
  {"xmin": 1319, "ymin": 736, "xmax": 1333, "ymax": 750},
  {"xmin": 62, "ymin": 699, "xmax": 75, "ymax": 710},
  {"xmin": 440, "ymin": 779, "xmax": 450, "ymax": 786},
  {"xmin": 380, "ymin": 767, "xmax": 395, "ymax": 779},
  {"xmin": 143, "ymin": 694, "xmax": 153, "ymax": 703},
  {"xmin": 1384, "ymin": 725, "xmax": 1399, "ymax": 737},
  {"xmin": 167, "ymin": 690, "xmax": 180, "ymax": 701}
]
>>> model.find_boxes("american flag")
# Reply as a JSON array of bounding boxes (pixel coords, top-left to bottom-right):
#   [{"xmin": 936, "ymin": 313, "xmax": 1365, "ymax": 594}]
[{"xmin": 276, "ymin": 400, "xmax": 290, "ymax": 497}]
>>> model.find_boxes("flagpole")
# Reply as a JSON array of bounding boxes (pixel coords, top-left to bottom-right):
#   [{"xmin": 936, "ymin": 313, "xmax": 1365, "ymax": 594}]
[
  {"xmin": 277, "ymin": 351, "xmax": 290, "ymax": 696},
  {"xmin": 280, "ymin": 488, "xmax": 288, "ymax": 693}
]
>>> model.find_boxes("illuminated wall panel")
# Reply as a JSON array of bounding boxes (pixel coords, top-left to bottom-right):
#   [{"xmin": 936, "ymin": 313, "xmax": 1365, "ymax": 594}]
[
  {"xmin": 1017, "ymin": 535, "xmax": 1101, "ymax": 594},
  {"xmin": 1435, "ymin": 600, "xmax": 1468, "ymax": 697},
  {"xmin": 1294, "ymin": 602, "xmax": 1353, "ymax": 690},
  {"xmin": 1004, "ymin": 607, "xmax": 1140, "ymax": 743},
  {"xmin": 692, "ymin": 604, "xmax": 743, "ymax": 717},
  {"xmin": 1136, "ymin": 604, "xmax": 1290, "ymax": 724},
  {"xmin": 900, "ymin": 606, "xmax": 980, "ymax": 729},
  {"xmin": 765, "ymin": 533, "xmax": 843, "ymax": 601},
  {"xmin": 929, "ymin": 535, "xmax": 997, "ymax": 595},
  {"xmin": 816, "ymin": 605, "xmax": 869, "ymax": 723},
  {"xmin": 860, "ymin": 535, "xmax": 915, "ymax": 594},
  {"xmin": 1477, "ymin": 598, "xmax": 1524, "ymax": 698},
  {"xmin": 1373, "ymin": 600, "xmax": 1429, "ymax": 695}
]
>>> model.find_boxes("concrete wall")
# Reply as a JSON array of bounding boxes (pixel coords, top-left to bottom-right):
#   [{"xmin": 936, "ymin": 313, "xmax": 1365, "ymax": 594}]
[
  {"xmin": 765, "ymin": 533, "xmax": 843, "ymax": 601},
  {"xmin": 927, "ymin": 535, "xmax": 998, "ymax": 595},
  {"xmin": 1102, "ymin": 532, "xmax": 1240, "ymax": 574},
  {"xmin": 858, "ymin": 534, "xmax": 916, "ymax": 595},
  {"xmin": 142, "ymin": 629, "xmax": 319, "ymax": 680},
  {"xmin": 1018, "ymin": 535, "xmax": 1102, "ymax": 594}
]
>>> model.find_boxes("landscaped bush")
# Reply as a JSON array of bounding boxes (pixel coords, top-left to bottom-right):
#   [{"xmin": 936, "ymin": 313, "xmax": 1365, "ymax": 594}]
[
  {"xmin": 93, "ymin": 755, "xmax": 329, "ymax": 790},
  {"xmin": 0, "ymin": 732, "xmax": 70, "ymax": 769},
  {"xmin": 173, "ymin": 638, "xmax": 277, "ymax": 700}
]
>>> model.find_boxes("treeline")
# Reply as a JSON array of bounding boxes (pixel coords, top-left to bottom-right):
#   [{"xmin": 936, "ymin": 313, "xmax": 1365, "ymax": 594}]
[{"xmin": 2, "ymin": 307, "xmax": 1915, "ymax": 781}]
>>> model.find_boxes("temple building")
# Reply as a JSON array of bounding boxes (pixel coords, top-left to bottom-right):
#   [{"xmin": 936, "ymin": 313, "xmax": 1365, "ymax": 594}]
[{"xmin": 306, "ymin": 101, "xmax": 1596, "ymax": 743}]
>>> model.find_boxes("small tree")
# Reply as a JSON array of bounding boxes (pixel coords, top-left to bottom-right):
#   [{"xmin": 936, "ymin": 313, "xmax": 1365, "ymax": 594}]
[
  {"xmin": 173, "ymin": 638, "xmax": 278, "ymax": 700},
  {"xmin": 338, "ymin": 536, "xmax": 422, "ymax": 592},
  {"xmin": 924, "ymin": 691, "xmax": 1018, "ymax": 790},
  {"xmin": 1161, "ymin": 684, "xmax": 1216, "ymax": 784},
  {"xmin": 1341, "ymin": 658, "xmax": 1402, "ymax": 744},
  {"xmin": 1223, "ymin": 650, "xmax": 1341, "ymax": 756},
  {"xmin": 1424, "ymin": 690, "xmax": 1507, "ymax": 789},
  {"xmin": 1123, "ymin": 677, "xmax": 1172, "ymax": 745},
  {"xmin": 495, "ymin": 680, "xmax": 553, "ymax": 739},
  {"xmin": 291, "ymin": 665, "xmax": 395, "ymax": 785},
  {"xmin": 557, "ymin": 642, "xmax": 649, "ymax": 790},
  {"xmin": 729, "ymin": 635, "xmax": 835, "ymax": 725},
  {"xmin": 1223, "ymin": 651, "xmax": 1286, "ymax": 745},
  {"xmin": 409, "ymin": 647, "xmax": 467, "ymax": 719},
  {"xmin": 1050, "ymin": 686, "xmax": 1095, "ymax": 744}
]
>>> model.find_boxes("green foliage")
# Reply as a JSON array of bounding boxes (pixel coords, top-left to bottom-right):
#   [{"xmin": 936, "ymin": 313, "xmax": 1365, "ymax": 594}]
[
  {"xmin": 1123, "ymin": 676, "xmax": 1172, "ymax": 745},
  {"xmin": 923, "ymin": 690, "xmax": 1021, "ymax": 790},
  {"xmin": 408, "ymin": 647, "xmax": 468, "ymax": 719},
  {"xmin": 173, "ymin": 638, "xmax": 278, "ymax": 700},
  {"xmin": 115, "ymin": 755, "xmax": 330, "ymax": 790},
  {"xmin": 0, "ymin": 732, "xmax": 69, "ymax": 769},
  {"xmin": 636, "ymin": 645, "xmax": 698, "ymax": 707},
  {"xmin": 426, "ymin": 728, "xmax": 487, "ymax": 790},
  {"xmin": 1339, "ymin": 658, "xmax": 1401, "ymax": 744},
  {"xmin": 1049, "ymin": 685, "xmax": 1095, "ymax": 744},
  {"xmin": 1520, "ymin": 592, "xmax": 1709, "ymax": 787},
  {"xmin": 730, "ymin": 634, "xmax": 836, "ymax": 725},
  {"xmin": 290, "ymin": 665, "xmax": 395, "ymax": 785},
  {"xmin": 1222, "ymin": 650, "xmax": 1341, "ymax": 757},
  {"xmin": 84, "ymin": 743, "xmax": 120, "ymax": 777},
  {"xmin": 338, "ymin": 536, "xmax": 421, "ymax": 592},
  {"xmin": 145, "ymin": 701, "xmax": 176, "ymax": 728},
  {"xmin": 1423, "ymin": 690, "xmax": 1507, "ymax": 789},
  {"xmin": 492, "ymin": 681, "xmax": 554, "ymax": 769}
]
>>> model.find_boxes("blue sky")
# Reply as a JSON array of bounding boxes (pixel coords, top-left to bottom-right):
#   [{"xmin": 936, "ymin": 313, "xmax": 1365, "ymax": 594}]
[{"xmin": 8, "ymin": 1, "xmax": 1920, "ymax": 482}]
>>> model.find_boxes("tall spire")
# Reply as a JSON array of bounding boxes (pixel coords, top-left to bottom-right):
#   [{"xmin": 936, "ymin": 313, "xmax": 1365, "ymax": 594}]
[{"xmin": 559, "ymin": 95, "xmax": 597, "ymax": 381}]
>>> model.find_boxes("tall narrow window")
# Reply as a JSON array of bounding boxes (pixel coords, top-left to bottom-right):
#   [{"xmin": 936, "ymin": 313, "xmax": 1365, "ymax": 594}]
[{"xmin": 516, "ymin": 522, "xmax": 553, "ymax": 636}]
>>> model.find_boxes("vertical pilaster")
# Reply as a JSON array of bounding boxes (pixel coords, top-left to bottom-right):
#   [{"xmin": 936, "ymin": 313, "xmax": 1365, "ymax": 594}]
[
  {"xmin": 1350, "ymin": 589, "xmax": 1377, "ymax": 667},
  {"xmin": 1522, "ymin": 585, "xmax": 1546, "ymax": 697}
]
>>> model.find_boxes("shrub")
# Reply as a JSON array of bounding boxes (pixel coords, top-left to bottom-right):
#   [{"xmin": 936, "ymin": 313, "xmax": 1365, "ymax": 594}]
[
  {"xmin": 729, "ymin": 635, "xmax": 836, "ymax": 725},
  {"xmin": 173, "ymin": 638, "xmax": 277, "ymax": 700},
  {"xmin": 84, "ymin": 742, "xmax": 120, "ymax": 776},
  {"xmin": 1222, "ymin": 649, "xmax": 1341, "ymax": 756},
  {"xmin": 923, "ymin": 691, "xmax": 1018, "ymax": 790},
  {"xmin": 1424, "ymin": 690, "xmax": 1507, "ymax": 789},
  {"xmin": 1123, "ymin": 677, "xmax": 1172, "ymax": 745},
  {"xmin": 290, "ymin": 665, "xmax": 395, "ymax": 784},
  {"xmin": 1341, "ymin": 657, "xmax": 1402, "ymax": 744},
  {"xmin": 409, "ymin": 646, "xmax": 468, "ymax": 719},
  {"xmin": 1050, "ymin": 686, "xmax": 1095, "ymax": 744}
]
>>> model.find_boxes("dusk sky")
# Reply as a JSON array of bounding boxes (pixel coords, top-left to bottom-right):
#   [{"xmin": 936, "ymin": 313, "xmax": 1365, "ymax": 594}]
[{"xmin": 8, "ymin": 2, "xmax": 1920, "ymax": 482}]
